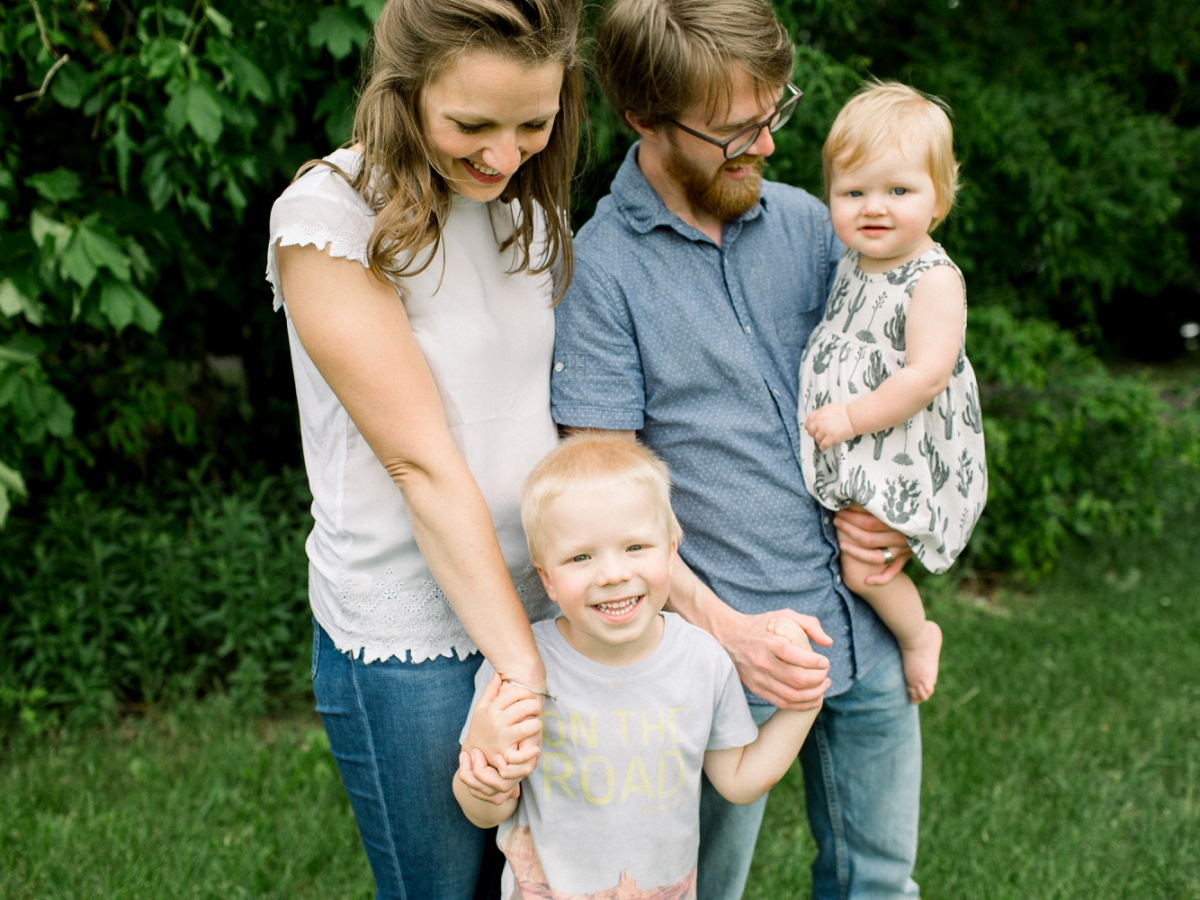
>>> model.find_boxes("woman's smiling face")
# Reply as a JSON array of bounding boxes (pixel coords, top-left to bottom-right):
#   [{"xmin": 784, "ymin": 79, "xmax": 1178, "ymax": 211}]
[{"xmin": 421, "ymin": 50, "xmax": 564, "ymax": 203}]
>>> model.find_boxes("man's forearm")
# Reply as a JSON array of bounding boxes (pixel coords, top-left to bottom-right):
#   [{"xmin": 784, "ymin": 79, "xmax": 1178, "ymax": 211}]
[{"xmin": 665, "ymin": 552, "xmax": 740, "ymax": 643}]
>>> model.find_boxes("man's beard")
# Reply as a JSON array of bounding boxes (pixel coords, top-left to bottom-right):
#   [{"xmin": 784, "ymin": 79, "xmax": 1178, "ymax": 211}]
[{"xmin": 664, "ymin": 141, "xmax": 765, "ymax": 221}]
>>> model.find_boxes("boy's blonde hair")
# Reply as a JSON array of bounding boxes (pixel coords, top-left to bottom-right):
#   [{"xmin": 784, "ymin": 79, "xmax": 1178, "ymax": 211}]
[
  {"xmin": 521, "ymin": 434, "xmax": 683, "ymax": 566},
  {"xmin": 823, "ymin": 80, "xmax": 960, "ymax": 230}
]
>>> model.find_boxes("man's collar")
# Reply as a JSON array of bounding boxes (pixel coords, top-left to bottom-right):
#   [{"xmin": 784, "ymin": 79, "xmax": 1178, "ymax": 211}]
[{"xmin": 611, "ymin": 142, "xmax": 768, "ymax": 239}]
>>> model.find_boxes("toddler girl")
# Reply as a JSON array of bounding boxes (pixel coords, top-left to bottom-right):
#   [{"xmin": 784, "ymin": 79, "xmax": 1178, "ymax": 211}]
[{"xmin": 799, "ymin": 81, "xmax": 987, "ymax": 703}]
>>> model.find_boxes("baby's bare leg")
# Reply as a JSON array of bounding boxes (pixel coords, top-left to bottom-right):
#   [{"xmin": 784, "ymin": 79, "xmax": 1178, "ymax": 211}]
[{"xmin": 840, "ymin": 553, "xmax": 942, "ymax": 703}]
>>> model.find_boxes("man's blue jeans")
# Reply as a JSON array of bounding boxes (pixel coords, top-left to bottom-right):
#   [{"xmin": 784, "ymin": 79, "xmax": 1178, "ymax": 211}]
[
  {"xmin": 697, "ymin": 646, "xmax": 922, "ymax": 900},
  {"xmin": 312, "ymin": 620, "xmax": 488, "ymax": 900}
]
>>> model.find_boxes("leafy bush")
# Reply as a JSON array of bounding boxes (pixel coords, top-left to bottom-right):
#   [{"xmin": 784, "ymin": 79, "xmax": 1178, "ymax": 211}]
[
  {"xmin": 772, "ymin": 0, "xmax": 1199, "ymax": 348},
  {"xmin": 0, "ymin": 0, "xmax": 384, "ymax": 524},
  {"xmin": 0, "ymin": 467, "xmax": 313, "ymax": 727},
  {"xmin": 965, "ymin": 308, "xmax": 1200, "ymax": 577}
]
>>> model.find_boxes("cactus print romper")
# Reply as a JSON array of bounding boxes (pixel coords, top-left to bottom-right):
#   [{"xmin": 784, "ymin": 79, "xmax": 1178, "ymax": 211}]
[{"xmin": 798, "ymin": 245, "xmax": 987, "ymax": 573}]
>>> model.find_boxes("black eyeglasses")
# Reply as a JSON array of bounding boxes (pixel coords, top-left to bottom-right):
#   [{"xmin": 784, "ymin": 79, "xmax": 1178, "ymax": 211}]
[{"xmin": 668, "ymin": 84, "xmax": 803, "ymax": 159}]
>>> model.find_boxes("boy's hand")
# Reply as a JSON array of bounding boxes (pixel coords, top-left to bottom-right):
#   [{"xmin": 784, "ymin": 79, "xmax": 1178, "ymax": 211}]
[
  {"xmin": 456, "ymin": 747, "xmax": 526, "ymax": 805},
  {"xmin": 767, "ymin": 617, "xmax": 814, "ymax": 651},
  {"xmin": 804, "ymin": 403, "xmax": 857, "ymax": 451},
  {"xmin": 465, "ymin": 672, "xmax": 543, "ymax": 768}
]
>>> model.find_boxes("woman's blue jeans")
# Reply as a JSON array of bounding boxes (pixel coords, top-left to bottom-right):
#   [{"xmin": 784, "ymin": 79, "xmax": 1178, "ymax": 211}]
[{"xmin": 312, "ymin": 620, "xmax": 491, "ymax": 900}]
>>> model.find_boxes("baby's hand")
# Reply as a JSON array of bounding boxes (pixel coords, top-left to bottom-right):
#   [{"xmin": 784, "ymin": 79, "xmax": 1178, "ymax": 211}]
[
  {"xmin": 456, "ymin": 746, "xmax": 524, "ymax": 805},
  {"xmin": 804, "ymin": 403, "xmax": 857, "ymax": 451}
]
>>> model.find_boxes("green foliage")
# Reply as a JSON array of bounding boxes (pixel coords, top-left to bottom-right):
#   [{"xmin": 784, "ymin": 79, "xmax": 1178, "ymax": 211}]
[
  {"xmin": 749, "ymin": 513, "xmax": 1200, "ymax": 899},
  {"xmin": 0, "ymin": 0, "xmax": 381, "ymax": 524},
  {"xmin": 0, "ymin": 468, "xmax": 313, "ymax": 726},
  {"xmin": 771, "ymin": 0, "xmax": 1200, "ymax": 342},
  {"xmin": 964, "ymin": 307, "xmax": 1200, "ymax": 576}
]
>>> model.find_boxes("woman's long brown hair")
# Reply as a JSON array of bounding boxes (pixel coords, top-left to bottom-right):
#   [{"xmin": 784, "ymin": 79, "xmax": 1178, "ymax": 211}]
[{"xmin": 308, "ymin": 0, "xmax": 582, "ymax": 300}]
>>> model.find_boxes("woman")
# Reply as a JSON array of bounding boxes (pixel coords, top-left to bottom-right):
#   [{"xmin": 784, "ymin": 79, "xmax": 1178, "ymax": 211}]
[{"xmin": 265, "ymin": 1, "xmax": 582, "ymax": 896}]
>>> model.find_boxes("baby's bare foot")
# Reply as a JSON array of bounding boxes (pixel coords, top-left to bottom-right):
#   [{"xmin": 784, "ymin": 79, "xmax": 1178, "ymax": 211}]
[{"xmin": 901, "ymin": 620, "xmax": 942, "ymax": 703}]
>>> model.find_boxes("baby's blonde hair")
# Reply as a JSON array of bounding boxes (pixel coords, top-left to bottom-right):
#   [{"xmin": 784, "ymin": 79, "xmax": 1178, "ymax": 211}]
[
  {"xmin": 521, "ymin": 434, "xmax": 683, "ymax": 566},
  {"xmin": 823, "ymin": 80, "xmax": 960, "ymax": 230}
]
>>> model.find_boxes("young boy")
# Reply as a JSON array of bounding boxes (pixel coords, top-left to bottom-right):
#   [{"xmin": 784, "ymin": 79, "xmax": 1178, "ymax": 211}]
[{"xmin": 453, "ymin": 434, "xmax": 820, "ymax": 900}]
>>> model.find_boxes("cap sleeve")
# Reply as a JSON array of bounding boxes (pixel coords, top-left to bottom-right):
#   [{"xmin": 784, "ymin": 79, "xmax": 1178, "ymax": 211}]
[{"xmin": 265, "ymin": 151, "xmax": 375, "ymax": 312}]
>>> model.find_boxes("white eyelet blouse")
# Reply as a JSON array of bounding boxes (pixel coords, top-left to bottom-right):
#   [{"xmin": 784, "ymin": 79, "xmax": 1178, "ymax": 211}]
[{"xmin": 266, "ymin": 148, "xmax": 558, "ymax": 663}]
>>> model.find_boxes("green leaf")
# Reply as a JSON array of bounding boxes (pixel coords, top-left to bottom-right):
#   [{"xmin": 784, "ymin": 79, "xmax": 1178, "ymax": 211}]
[
  {"xmin": 142, "ymin": 152, "xmax": 175, "ymax": 213},
  {"xmin": 165, "ymin": 89, "xmax": 189, "ymax": 134},
  {"xmin": 0, "ymin": 168, "xmax": 14, "ymax": 190},
  {"xmin": 224, "ymin": 174, "xmax": 247, "ymax": 215},
  {"xmin": 315, "ymin": 82, "xmax": 356, "ymax": 146},
  {"xmin": 308, "ymin": 7, "xmax": 367, "ymax": 61},
  {"xmin": 230, "ymin": 50, "xmax": 273, "ymax": 103},
  {"xmin": 113, "ymin": 117, "xmax": 135, "ymax": 195},
  {"xmin": 132, "ymin": 292, "xmax": 164, "ymax": 334},
  {"xmin": 26, "ymin": 169, "xmax": 82, "ymax": 203},
  {"xmin": 60, "ymin": 231, "xmax": 98, "ymax": 290},
  {"xmin": 186, "ymin": 194, "xmax": 213, "ymax": 230},
  {"xmin": 0, "ymin": 459, "xmax": 26, "ymax": 496},
  {"xmin": 348, "ymin": 0, "xmax": 387, "ymax": 21},
  {"xmin": 41, "ymin": 388, "xmax": 75, "ymax": 438},
  {"xmin": 101, "ymin": 281, "xmax": 161, "ymax": 334},
  {"xmin": 0, "ymin": 280, "xmax": 45, "ymax": 326},
  {"xmin": 185, "ymin": 81, "xmax": 224, "ymax": 144},
  {"xmin": 49, "ymin": 59, "xmax": 95, "ymax": 110},
  {"xmin": 0, "ymin": 344, "xmax": 39, "ymax": 368},
  {"xmin": 30, "ymin": 211, "xmax": 71, "ymax": 251},
  {"xmin": 143, "ymin": 39, "xmax": 186, "ymax": 80},
  {"xmin": 100, "ymin": 280, "xmax": 136, "ymax": 332},
  {"xmin": 78, "ymin": 220, "xmax": 132, "ymax": 282},
  {"xmin": 0, "ymin": 457, "xmax": 27, "ymax": 526},
  {"xmin": 204, "ymin": 6, "xmax": 235, "ymax": 38}
]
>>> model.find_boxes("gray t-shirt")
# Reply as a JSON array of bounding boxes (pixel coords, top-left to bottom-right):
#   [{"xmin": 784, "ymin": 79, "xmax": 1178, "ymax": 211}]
[{"xmin": 463, "ymin": 613, "xmax": 758, "ymax": 899}]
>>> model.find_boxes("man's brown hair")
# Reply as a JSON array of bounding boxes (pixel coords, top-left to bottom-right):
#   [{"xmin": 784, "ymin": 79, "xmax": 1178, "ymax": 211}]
[{"xmin": 593, "ymin": 0, "xmax": 793, "ymax": 127}]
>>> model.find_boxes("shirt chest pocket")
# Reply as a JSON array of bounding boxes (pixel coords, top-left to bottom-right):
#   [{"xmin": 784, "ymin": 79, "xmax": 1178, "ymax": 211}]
[{"xmin": 771, "ymin": 290, "xmax": 824, "ymax": 348}]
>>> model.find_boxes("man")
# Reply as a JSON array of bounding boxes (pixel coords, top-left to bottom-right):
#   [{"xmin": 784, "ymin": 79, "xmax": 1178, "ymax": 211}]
[{"xmin": 549, "ymin": 1, "xmax": 922, "ymax": 898}]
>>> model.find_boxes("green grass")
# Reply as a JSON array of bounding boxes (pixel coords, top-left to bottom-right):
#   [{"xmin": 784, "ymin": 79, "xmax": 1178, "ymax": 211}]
[
  {"xmin": 748, "ymin": 510, "xmax": 1200, "ymax": 900},
  {"xmin": 3, "ymin": 515, "xmax": 1198, "ymax": 899},
  {"xmin": 0, "ymin": 700, "xmax": 373, "ymax": 898}
]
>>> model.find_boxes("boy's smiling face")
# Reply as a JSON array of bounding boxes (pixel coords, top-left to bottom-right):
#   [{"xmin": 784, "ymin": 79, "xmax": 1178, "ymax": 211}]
[{"xmin": 535, "ymin": 481, "xmax": 676, "ymax": 666}]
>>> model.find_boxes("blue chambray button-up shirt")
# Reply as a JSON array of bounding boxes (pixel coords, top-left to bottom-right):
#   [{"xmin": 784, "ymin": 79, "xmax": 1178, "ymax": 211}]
[{"xmin": 551, "ymin": 144, "xmax": 895, "ymax": 700}]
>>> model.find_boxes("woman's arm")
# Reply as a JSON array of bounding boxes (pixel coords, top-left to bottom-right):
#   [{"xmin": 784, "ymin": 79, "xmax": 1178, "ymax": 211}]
[
  {"xmin": 278, "ymin": 243, "xmax": 545, "ymax": 692},
  {"xmin": 804, "ymin": 265, "xmax": 966, "ymax": 449}
]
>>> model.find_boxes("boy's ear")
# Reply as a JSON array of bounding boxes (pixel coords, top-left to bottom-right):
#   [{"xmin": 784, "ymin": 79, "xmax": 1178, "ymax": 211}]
[{"xmin": 535, "ymin": 565, "xmax": 558, "ymax": 603}]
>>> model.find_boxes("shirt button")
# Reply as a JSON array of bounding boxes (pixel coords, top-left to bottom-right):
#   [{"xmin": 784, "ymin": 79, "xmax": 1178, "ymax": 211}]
[
  {"xmin": 773, "ymin": 388, "xmax": 780, "ymax": 396},
  {"xmin": 835, "ymin": 573, "xmax": 843, "ymax": 584},
  {"xmin": 554, "ymin": 362, "xmax": 564, "ymax": 372},
  {"xmin": 744, "ymin": 325, "xmax": 753, "ymax": 335}
]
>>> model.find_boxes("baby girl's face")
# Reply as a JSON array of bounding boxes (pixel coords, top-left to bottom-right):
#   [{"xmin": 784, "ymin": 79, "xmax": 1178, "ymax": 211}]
[{"xmin": 828, "ymin": 142, "xmax": 942, "ymax": 274}]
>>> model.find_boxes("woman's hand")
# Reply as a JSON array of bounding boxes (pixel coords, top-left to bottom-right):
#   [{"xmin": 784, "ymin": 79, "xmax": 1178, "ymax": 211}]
[{"xmin": 463, "ymin": 672, "xmax": 543, "ymax": 779}]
